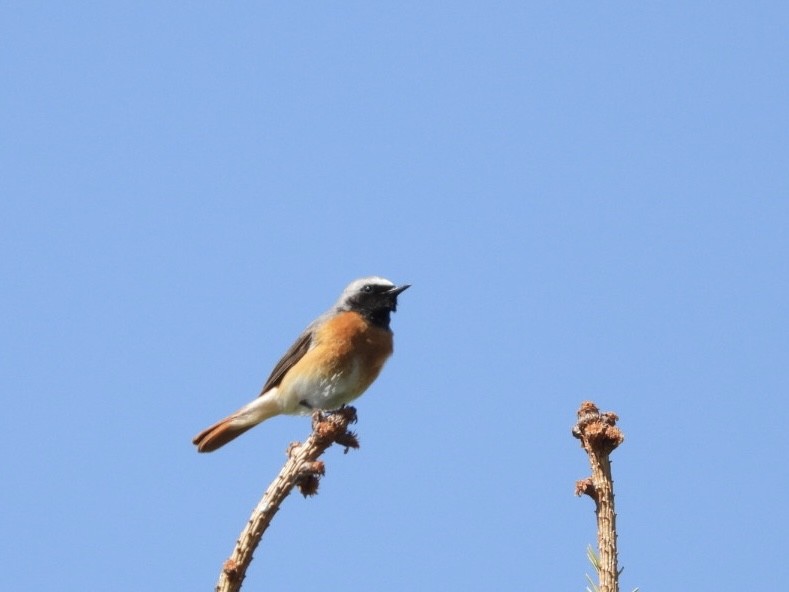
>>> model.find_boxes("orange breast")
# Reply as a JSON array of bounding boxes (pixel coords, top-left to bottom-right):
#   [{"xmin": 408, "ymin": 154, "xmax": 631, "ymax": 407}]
[{"xmin": 312, "ymin": 311, "xmax": 394, "ymax": 393}]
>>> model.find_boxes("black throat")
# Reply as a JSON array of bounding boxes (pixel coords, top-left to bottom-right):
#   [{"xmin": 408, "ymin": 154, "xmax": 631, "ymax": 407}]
[
  {"xmin": 364, "ymin": 308, "xmax": 392, "ymax": 330},
  {"xmin": 345, "ymin": 288, "xmax": 398, "ymax": 330}
]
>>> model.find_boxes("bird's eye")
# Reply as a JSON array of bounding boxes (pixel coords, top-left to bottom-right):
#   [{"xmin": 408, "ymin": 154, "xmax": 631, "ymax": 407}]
[{"xmin": 362, "ymin": 284, "xmax": 373, "ymax": 293}]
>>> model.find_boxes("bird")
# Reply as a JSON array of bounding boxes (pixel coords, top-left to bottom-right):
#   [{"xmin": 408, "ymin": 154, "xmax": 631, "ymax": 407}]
[{"xmin": 192, "ymin": 276, "xmax": 410, "ymax": 452}]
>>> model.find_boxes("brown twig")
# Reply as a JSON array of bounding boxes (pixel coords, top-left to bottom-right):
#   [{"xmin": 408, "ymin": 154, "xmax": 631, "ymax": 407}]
[
  {"xmin": 572, "ymin": 401, "xmax": 625, "ymax": 592},
  {"xmin": 215, "ymin": 406, "xmax": 360, "ymax": 592}
]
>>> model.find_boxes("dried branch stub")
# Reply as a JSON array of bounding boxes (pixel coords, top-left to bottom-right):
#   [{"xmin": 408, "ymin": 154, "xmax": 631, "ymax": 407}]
[{"xmin": 572, "ymin": 401, "xmax": 624, "ymax": 454}]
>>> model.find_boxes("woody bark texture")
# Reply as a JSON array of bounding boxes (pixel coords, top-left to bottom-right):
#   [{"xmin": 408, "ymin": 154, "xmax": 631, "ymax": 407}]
[
  {"xmin": 572, "ymin": 401, "xmax": 625, "ymax": 592},
  {"xmin": 216, "ymin": 407, "xmax": 360, "ymax": 592}
]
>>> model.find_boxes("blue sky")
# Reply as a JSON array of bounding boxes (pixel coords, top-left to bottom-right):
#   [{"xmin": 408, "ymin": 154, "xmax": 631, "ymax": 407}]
[{"xmin": 2, "ymin": 3, "xmax": 787, "ymax": 590}]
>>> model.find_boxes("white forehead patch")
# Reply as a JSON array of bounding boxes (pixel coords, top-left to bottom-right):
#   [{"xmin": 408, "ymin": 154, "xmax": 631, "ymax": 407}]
[
  {"xmin": 345, "ymin": 276, "xmax": 394, "ymax": 292},
  {"xmin": 336, "ymin": 276, "xmax": 395, "ymax": 305}
]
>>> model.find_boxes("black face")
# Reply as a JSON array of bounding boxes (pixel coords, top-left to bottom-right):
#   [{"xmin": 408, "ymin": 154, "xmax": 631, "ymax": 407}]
[{"xmin": 347, "ymin": 283, "xmax": 409, "ymax": 328}]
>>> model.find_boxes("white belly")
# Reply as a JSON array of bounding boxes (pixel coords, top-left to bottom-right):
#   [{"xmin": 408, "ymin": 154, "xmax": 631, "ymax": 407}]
[{"xmin": 279, "ymin": 359, "xmax": 364, "ymax": 414}]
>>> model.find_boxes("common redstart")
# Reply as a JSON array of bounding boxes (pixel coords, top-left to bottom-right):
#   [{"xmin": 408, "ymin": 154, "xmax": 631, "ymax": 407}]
[{"xmin": 192, "ymin": 276, "xmax": 410, "ymax": 452}]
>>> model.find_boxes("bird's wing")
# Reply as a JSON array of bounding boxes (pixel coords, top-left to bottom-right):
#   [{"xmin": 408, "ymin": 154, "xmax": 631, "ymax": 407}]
[{"xmin": 258, "ymin": 327, "xmax": 314, "ymax": 395}]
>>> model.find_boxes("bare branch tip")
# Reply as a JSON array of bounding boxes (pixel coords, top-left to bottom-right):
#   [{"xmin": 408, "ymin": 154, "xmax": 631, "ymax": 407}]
[
  {"xmin": 572, "ymin": 400, "xmax": 625, "ymax": 452},
  {"xmin": 216, "ymin": 406, "xmax": 363, "ymax": 590},
  {"xmin": 311, "ymin": 406, "xmax": 360, "ymax": 445}
]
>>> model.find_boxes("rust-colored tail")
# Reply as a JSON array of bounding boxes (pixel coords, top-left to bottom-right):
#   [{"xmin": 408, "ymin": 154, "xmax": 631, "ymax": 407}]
[
  {"xmin": 192, "ymin": 417, "xmax": 256, "ymax": 452},
  {"xmin": 192, "ymin": 393, "xmax": 281, "ymax": 453}
]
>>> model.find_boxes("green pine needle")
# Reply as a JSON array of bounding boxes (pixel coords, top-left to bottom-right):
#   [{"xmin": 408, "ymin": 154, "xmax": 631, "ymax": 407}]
[{"xmin": 584, "ymin": 544, "xmax": 638, "ymax": 592}]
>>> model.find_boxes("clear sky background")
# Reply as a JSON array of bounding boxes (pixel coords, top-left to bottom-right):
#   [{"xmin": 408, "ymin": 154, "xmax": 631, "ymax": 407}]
[{"xmin": 2, "ymin": 3, "xmax": 787, "ymax": 591}]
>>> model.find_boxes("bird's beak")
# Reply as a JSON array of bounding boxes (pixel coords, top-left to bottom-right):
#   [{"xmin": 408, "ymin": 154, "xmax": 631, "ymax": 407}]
[{"xmin": 388, "ymin": 284, "xmax": 411, "ymax": 296}]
